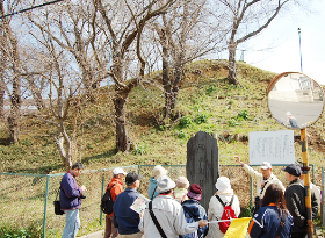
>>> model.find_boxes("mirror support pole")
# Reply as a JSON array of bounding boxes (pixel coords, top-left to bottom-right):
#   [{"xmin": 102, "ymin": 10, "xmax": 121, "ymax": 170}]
[{"xmin": 301, "ymin": 128, "xmax": 313, "ymax": 237}]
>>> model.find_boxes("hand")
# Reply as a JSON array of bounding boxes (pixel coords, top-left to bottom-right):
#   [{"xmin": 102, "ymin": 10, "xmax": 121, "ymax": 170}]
[
  {"xmin": 80, "ymin": 185, "xmax": 87, "ymax": 192},
  {"xmin": 234, "ymin": 156, "xmax": 244, "ymax": 166},
  {"xmin": 139, "ymin": 211, "xmax": 145, "ymax": 217},
  {"xmin": 198, "ymin": 220, "xmax": 208, "ymax": 228}
]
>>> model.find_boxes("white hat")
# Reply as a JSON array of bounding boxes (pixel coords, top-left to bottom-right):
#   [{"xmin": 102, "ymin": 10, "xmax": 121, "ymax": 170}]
[
  {"xmin": 113, "ymin": 167, "xmax": 127, "ymax": 175},
  {"xmin": 157, "ymin": 176, "xmax": 175, "ymax": 193},
  {"xmin": 287, "ymin": 112, "xmax": 291, "ymax": 116},
  {"xmin": 260, "ymin": 162, "xmax": 272, "ymax": 170},
  {"xmin": 152, "ymin": 165, "xmax": 168, "ymax": 179},
  {"xmin": 215, "ymin": 177, "xmax": 232, "ymax": 192}
]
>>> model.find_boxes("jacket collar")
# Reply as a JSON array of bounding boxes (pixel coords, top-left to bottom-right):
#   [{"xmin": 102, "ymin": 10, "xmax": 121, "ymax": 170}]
[
  {"xmin": 156, "ymin": 194, "xmax": 173, "ymax": 199},
  {"xmin": 125, "ymin": 187, "xmax": 138, "ymax": 193},
  {"xmin": 68, "ymin": 171, "xmax": 75, "ymax": 178},
  {"xmin": 290, "ymin": 179, "xmax": 299, "ymax": 185},
  {"xmin": 181, "ymin": 199, "xmax": 200, "ymax": 206}
]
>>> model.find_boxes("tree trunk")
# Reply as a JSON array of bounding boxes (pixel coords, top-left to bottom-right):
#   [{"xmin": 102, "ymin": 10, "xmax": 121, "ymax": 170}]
[
  {"xmin": 8, "ymin": 111, "xmax": 19, "ymax": 144},
  {"xmin": 114, "ymin": 93, "xmax": 131, "ymax": 151},
  {"xmin": 228, "ymin": 44, "xmax": 239, "ymax": 85}
]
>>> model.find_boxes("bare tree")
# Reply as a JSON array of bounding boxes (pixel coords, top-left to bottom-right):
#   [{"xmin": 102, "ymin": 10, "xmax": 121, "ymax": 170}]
[
  {"xmin": 215, "ymin": 0, "xmax": 297, "ymax": 85},
  {"xmin": 151, "ymin": 0, "xmax": 224, "ymax": 122},
  {"xmin": 0, "ymin": 1, "xmax": 23, "ymax": 143},
  {"xmin": 97, "ymin": 0, "xmax": 175, "ymax": 151}
]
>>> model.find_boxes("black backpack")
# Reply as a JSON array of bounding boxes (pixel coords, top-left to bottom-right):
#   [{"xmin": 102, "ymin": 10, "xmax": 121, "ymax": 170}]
[{"xmin": 101, "ymin": 183, "xmax": 116, "ymax": 214}]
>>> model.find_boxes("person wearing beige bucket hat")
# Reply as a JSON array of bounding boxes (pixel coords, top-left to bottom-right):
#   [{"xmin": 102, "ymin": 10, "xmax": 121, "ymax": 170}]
[
  {"xmin": 173, "ymin": 177, "xmax": 189, "ymax": 203},
  {"xmin": 207, "ymin": 177, "xmax": 240, "ymax": 238}
]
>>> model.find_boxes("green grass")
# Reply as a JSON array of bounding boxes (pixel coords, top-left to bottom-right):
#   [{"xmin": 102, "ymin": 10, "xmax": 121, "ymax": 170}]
[{"xmin": 0, "ymin": 59, "xmax": 325, "ymax": 236}]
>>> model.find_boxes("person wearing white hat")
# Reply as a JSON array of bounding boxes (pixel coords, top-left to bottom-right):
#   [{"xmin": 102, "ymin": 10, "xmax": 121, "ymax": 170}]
[
  {"xmin": 139, "ymin": 176, "xmax": 207, "ymax": 237},
  {"xmin": 104, "ymin": 167, "xmax": 128, "ymax": 238},
  {"xmin": 286, "ymin": 112, "xmax": 298, "ymax": 128},
  {"xmin": 235, "ymin": 156, "xmax": 284, "ymax": 213},
  {"xmin": 148, "ymin": 165, "xmax": 168, "ymax": 200},
  {"xmin": 207, "ymin": 177, "xmax": 240, "ymax": 238}
]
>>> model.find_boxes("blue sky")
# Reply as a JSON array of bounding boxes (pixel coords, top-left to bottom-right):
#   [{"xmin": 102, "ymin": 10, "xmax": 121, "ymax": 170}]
[{"xmin": 242, "ymin": 0, "xmax": 325, "ymax": 85}]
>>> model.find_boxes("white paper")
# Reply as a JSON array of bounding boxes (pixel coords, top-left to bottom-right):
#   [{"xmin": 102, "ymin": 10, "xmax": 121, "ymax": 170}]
[
  {"xmin": 130, "ymin": 194, "xmax": 150, "ymax": 214},
  {"xmin": 249, "ymin": 130, "xmax": 295, "ymax": 165}
]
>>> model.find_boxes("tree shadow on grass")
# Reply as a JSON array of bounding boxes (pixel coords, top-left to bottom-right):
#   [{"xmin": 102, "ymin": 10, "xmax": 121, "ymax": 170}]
[
  {"xmin": 0, "ymin": 137, "xmax": 10, "ymax": 145},
  {"xmin": 81, "ymin": 149, "xmax": 117, "ymax": 164}
]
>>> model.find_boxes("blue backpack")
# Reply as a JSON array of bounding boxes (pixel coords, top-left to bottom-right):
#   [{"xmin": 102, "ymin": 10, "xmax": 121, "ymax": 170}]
[{"xmin": 180, "ymin": 206, "xmax": 203, "ymax": 238}]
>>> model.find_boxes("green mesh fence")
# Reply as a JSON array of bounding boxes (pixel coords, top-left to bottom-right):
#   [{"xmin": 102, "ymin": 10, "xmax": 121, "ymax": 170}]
[{"xmin": 0, "ymin": 164, "xmax": 318, "ymax": 237}]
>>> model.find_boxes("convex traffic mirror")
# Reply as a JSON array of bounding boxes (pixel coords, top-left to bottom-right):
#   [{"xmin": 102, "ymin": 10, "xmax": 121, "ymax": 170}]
[{"xmin": 267, "ymin": 72, "xmax": 324, "ymax": 129}]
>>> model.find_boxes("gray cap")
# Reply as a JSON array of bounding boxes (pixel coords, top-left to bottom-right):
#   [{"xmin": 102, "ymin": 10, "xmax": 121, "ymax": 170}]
[{"xmin": 157, "ymin": 176, "xmax": 176, "ymax": 193}]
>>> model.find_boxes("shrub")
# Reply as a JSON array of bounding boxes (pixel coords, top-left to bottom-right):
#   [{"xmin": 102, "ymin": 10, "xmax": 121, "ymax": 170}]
[
  {"xmin": 0, "ymin": 222, "xmax": 42, "ymax": 238},
  {"xmin": 237, "ymin": 109, "xmax": 248, "ymax": 120},
  {"xmin": 132, "ymin": 145, "xmax": 147, "ymax": 156},
  {"xmin": 228, "ymin": 119, "xmax": 238, "ymax": 127},
  {"xmin": 179, "ymin": 116, "xmax": 192, "ymax": 129},
  {"xmin": 206, "ymin": 85, "xmax": 216, "ymax": 95},
  {"xmin": 194, "ymin": 113, "xmax": 209, "ymax": 124},
  {"xmin": 178, "ymin": 131, "xmax": 187, "ymax": 139}
]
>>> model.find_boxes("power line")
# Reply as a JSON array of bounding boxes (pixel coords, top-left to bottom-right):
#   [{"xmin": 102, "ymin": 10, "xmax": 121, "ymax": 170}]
[{"xmin": 0, "ymin": 0, "xmax": 65, "ymax": 20}]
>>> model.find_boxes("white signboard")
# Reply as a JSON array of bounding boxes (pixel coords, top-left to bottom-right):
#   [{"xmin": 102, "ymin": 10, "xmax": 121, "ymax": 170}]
[{"xmin": 249, "ymin": 130, "xmax": 295, "ymax": 165}]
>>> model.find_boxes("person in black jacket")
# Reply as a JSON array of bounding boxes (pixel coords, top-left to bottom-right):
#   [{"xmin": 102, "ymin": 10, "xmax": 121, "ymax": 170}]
[{"xmin": 283, "ymin": 164, "xmax": 306, "ymax": 238}]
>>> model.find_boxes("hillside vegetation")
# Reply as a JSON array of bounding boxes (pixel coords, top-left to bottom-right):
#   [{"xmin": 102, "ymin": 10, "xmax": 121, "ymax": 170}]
[{"xmin": 0, "ymin": 59, "xmax": 324, "ymax": 175}]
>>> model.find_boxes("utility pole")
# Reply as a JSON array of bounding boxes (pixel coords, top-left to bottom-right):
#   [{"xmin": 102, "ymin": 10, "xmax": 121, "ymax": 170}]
[{"xmin": 298, "ymin": 28, "xmax": 303, "ymax": 72}]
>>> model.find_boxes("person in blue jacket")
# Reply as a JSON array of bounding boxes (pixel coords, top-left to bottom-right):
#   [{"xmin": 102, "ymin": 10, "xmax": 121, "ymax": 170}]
[
  {"xmin": 60, "ymin": 163, "xmax": 87, "ymax": 238},
  {"xmin": 113, "ymin": 172, "xmax": 143, "ymax": 237},
  {"xmin": 248, "ymin": 184, "xmax": 293, "ymax": 238},
  {"xmin": 148, "ymin": 165, "xmax": 167, "ymax": 200}
]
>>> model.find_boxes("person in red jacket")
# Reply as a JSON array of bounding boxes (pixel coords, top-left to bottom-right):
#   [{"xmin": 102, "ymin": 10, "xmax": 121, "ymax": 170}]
[{"xmin": 105, "ymin": 167, "xmax": 127, "ymax": 238}]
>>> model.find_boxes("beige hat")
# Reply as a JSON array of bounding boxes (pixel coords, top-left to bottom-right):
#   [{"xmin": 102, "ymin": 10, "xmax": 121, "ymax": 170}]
[{"xmin": 175, "ymin": 177, "xmax": 189, "ymax": 188}]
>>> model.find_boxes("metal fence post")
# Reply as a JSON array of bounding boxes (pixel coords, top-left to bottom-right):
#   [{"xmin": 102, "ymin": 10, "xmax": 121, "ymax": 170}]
[
  {"xmin": 311, "ymin": 164, "xmax": 315, "ymax": 184},
  {"xmin": 250, "ymin": 177, "xmax": 253, "ymax": 208},
  {"xmin": 100, "ymin": 170, "xmax": 105, "ymax": 225},
  {"xmin": 43, "ymin": 175, "xmax": 50, "ymax": 238},
  {"xmin": 322, "ymin": 167, "xmax": 325, "ymax": 227}
]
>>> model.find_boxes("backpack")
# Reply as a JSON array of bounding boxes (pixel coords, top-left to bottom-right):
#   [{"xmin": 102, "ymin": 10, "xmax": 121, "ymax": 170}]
[
  {"xmin": 180, "ymin": 206, "xmax": 201, "ymax": 238},
  {"xmin": 100, "ymin": 183, "xmax": 116, "ymax": 214},
  {"xmin": 215, "ymin": 195, "xmax": 237, "ymax": 234}
]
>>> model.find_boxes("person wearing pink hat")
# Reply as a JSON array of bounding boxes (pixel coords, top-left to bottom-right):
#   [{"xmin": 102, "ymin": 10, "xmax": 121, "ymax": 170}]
[
  {"xmin": 207, "ymin": 177, "xmax": 240, "ymax": 238},
  {"xmin": 180, "ymin": 184, "xmax": 208, "ymax": 238}
]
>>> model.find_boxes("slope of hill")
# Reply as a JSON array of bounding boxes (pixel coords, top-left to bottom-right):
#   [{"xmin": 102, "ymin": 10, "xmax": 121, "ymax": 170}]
[{"xmin": 0, "ymin": 59, "xmax": 324, "ymax": 174}]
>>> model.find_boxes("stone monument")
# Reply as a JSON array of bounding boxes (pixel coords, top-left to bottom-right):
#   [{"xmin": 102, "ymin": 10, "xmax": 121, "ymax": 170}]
[{"xmin": 187, "ymin": 131, "xmax": 219, "ymax": 210}]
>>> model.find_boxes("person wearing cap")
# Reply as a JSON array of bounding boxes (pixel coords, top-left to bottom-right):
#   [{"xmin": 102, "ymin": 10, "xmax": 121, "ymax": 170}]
[
  {"xmin": 207, "ymin": 177, "xmax": 240, "ymax": 238},
  {"xmin": 173, "ymin": 177, "xmax": 189, "ymax": 203},
  {"xmin": 60, "ymin": 162, "xmax": 87, "ymax": 238},
  {"xmin": 148, "ymin": 165, "xmax": 168, "ymax": 200},
  {"xmin": 139, "ymin": 176, "xmax": 208, "ymax": 237},
  {"xmin": 180, "ymin": 184, "xmax": 208, "ymax": 238},
  {"xmin": 299, "ymin": 174, "xmax": 320, "ymax": 221},
  {"xmin": 283, "ymin": 164, "xmax": 307, "ymax": 238},
  {"xmin": 113, "ymin": 172, "xmax": 144, "ymax": 238},
  {"xmin": 105, "ymin": 167, "xmax": 127, "ymax": 238},
  {"xmin": 287, "ymin": 112, "xmax": 298, "ymax": 128},
  {"xmin": 235, "ymin": 156, "xmax": 284, "ymax": 205}
]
